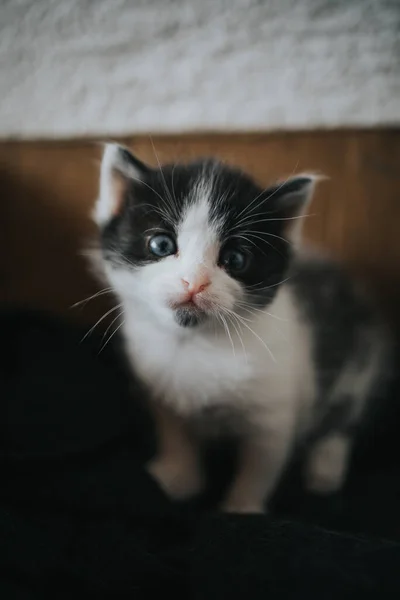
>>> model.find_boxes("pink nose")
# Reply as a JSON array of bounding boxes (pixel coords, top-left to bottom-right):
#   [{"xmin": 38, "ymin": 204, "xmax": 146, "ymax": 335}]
[{"xmin": 181, "ymin": 275, "xmax": 211, "ymax": 298}]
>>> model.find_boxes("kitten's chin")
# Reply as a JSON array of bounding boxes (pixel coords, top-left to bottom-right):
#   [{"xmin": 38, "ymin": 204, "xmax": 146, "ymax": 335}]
[{"xmin": 173, "ymin": 306, "xmax": 206, "ymax": 328}]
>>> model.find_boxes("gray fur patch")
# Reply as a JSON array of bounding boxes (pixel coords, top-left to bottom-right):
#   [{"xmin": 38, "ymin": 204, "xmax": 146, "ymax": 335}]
[
  {"xmin": 174, "ymin": 307, "xmax": 204, "ymax": 328},
  {"xmin": 311, "ymin": 395, "xmax": 357, "ymax": 441},
  {"xmin": 289, "ymin": 259, "xmax": 376, "ymax": 400}
]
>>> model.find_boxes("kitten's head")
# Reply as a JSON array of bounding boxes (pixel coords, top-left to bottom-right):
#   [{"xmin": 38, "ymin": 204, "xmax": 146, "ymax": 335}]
[{"xmin": 94, "ymin": 144, "xmax": 316, "ymax": 329}]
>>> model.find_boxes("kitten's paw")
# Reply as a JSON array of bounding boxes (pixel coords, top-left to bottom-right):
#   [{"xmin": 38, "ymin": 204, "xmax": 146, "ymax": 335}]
[
  {"xmin": 147, "ymin": 457, "xmax": 203, "ymax": 500},
  {"xmin": 305, "ymin": 470, "xmax": 343, "ymax": 495},
  {"xmin": 305, "ymin": 435, "xmax": 349, "ymax": 495}
]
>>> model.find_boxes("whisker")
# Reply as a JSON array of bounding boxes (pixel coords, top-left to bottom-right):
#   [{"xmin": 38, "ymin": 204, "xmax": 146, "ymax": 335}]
[
  {"xmin": 230, "ymin": 233, "xmax": 270, "ymax": 257},
  {"xmin": 241, "ymin": 230, "xmax": 292, "ymax": 246},
  {"xmin": 237, "ymin": 305, "xmax": 288, "ymax": 341},
  {"xmin": 136, "ymin": 201, "xmax": 171, "ymax": 221},
  {"xmin": 218, "ymin": 313, "xmax": 236, "ymax": 359},
  {"xmin": 246, "ymin": 275, "xmax": 293, "ymax": 290},
  {"xmin": 230, "ymin": 212, "xmax": 314, "ymax": 234},
  {"xmin": 236, "ymin": 301, "xmax": 289, "ymax": 322},
  {"xmin": 143, "ymin": 226, "xmax": 168, "ymax": 235},
  {"xmin": 170, "ymin": 163, "xmax": 179, "ymax": 210},
  {"xmin": 225, "ymin": 311, "xmax": 248, "ymax": 364},
  {"xmin": 70, "ymin": 287, "xmax": 114, "ymax": 309},
  {"xmin": 102, "ymin": 310, "xmax": 124, "ymax": 342},
  {"xmin": 233, "ymin": 160, "xmax": 300, "ymax": 224},
  {"xmin": 133, "ymin": 184, "xmax": 175, "ymax": 225},
  {"xmin": 221, "ymin": 307, "xmax": 276, "ymax": 363},
  {"xmin": 98, "ymin": 320, "xmax": 125, "ymax": 354},
  {"xmin": 232, "ymin": 232, "xmax": 282, "ymax": 256},
  {"xmin": 81, "ymin": 303, "xmax": 123, "ymax": 343},
  {"xmin": 149, "ymin": 136, "xmax": 179, "ymax": 220}
]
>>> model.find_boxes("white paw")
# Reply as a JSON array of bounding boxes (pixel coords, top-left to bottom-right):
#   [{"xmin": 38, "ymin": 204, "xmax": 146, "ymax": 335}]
[
  {"xmin": 147, "ymin": 457, "xmax": 203, "ymax": 500},
  {"xmin": 305, "ymin": 470, "xmax": 343, "ymax": 495},
  {"xmin": 305, "ymin": 435, "xmax": 349, "ymax": 495}
]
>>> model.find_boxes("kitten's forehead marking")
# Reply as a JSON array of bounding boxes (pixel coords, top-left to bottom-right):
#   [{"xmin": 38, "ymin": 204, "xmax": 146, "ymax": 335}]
[{"xmin": 178, "ymin": 174, "xmax": 220, "ymax": 266}]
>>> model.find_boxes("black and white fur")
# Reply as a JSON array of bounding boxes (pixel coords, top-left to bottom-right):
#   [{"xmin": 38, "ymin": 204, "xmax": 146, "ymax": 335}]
[{"xmin": 92, "ymin": 144, "xmax": 391, "ymax": 513}]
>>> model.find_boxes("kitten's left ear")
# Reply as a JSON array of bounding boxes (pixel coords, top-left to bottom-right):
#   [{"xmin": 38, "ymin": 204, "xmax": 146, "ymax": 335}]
[
  {"xmin": 269, "ymin": 174, "xmax": 321, "ymax": 243},
  {"xmin": 94, "ymin": 143, "xmax": 150, "ymax": 225}
]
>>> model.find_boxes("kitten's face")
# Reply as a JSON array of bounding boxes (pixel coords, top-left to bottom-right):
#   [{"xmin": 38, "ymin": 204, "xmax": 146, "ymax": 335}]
[{"xmin": 95, "ymin": 146, "xmax": 314, "ymax": 329}]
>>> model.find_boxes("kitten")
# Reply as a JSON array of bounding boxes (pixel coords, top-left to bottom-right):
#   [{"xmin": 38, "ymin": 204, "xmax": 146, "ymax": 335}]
[{"xmin": 91, "ymin": 143, "xmax": 391, "ymax": 513}]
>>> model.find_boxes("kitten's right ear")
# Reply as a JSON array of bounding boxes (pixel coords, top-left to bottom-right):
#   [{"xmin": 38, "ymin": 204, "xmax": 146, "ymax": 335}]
[{"xmin": 94, "ymin": 144, "xmax": 149, "ymax": 225}]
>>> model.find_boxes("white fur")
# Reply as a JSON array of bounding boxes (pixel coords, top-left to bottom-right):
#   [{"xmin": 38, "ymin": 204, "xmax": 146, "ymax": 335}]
[
  {"xmin": 305, "ymin": 434, "xmax": 351, "ymax": 494},
  {"xmin": 95, "ymin": 143, "xmax": 142, "ymax": 225},
  {"xmin": 122, "ymin": 282, "xmax": 314, "ymax": 416}
]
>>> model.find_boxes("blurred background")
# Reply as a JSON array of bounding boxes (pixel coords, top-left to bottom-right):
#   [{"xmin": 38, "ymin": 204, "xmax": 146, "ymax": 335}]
[{"xmin": 1, "ymin": 0, "xmax": 399, "ymax": 330}]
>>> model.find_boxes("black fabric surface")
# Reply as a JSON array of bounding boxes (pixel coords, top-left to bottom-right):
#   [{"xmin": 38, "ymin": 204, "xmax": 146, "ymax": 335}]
[{"xmin": 1, "ymin": 309, "xmax": 400, "ymax": 599}]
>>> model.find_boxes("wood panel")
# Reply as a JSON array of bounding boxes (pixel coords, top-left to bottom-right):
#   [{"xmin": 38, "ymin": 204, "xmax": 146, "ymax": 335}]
[{"xmin": 1, "ymin": 131, "xmax": 399, "ymax": 330}]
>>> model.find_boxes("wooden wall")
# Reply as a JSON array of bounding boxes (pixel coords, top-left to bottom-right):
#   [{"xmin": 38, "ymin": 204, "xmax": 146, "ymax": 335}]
[{"xmin": 1, "ymin": 130, "xmax": 399, "ymax": 330}]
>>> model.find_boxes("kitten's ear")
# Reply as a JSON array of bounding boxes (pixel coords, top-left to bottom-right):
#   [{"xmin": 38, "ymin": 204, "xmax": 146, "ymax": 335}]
[
  {"xmin": 94, "ymin": 143, "xmax": 150, "ymax": 225},
  {"xmin": 268, "ymin": 174, "xmax": 321, "ymax": 243}
]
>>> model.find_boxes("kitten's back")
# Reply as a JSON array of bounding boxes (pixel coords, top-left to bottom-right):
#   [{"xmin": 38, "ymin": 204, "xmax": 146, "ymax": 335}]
[{"xmin": 288, "ymin": 254, "xmax": 391, "ymax": 437}]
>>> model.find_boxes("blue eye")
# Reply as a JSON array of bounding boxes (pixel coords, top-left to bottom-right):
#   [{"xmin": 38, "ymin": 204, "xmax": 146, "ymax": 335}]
[
  {"xmin": 220, "ymin": 248, "xmax": 248, "ymax": 274},
  {"xmin": 148, "ymin": 233, "xmax": 177, "ymax": 258}
]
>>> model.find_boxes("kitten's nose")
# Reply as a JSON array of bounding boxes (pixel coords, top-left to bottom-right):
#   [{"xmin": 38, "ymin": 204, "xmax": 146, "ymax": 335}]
[{"xmin": 181, "ymin": 274, "xmax": 211, "ymax": 297}]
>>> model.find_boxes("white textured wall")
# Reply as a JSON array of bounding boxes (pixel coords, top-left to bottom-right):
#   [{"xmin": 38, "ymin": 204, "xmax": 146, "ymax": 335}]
[{"xmin": 0, "ymin": 0, "xmax": 399, "ymax": 139}]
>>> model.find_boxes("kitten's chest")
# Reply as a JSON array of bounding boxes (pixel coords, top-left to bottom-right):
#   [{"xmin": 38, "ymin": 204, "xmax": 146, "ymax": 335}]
[{"xmin": 124, "ymin": 320, "xmax": 254, "ymax": 414}]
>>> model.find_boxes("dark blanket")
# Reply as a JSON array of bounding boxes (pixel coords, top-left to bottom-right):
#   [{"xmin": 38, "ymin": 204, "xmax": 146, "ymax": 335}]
[{"xmin": 1, "ymin": 309, "xmax": 400, "ymax": 599}]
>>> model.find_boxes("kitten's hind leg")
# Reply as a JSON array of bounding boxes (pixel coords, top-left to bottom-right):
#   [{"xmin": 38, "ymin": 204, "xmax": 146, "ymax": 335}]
[
  {"xmin": 147, "ymin": 403, "xmax": 203, "ymax": 500},
  {"xmin": 221, "ymin": 424, "xmax": 293, "ymax": 514},
  {"xmin": 304, "ymin": 433, "xmax": 351, "ymax": 495}
]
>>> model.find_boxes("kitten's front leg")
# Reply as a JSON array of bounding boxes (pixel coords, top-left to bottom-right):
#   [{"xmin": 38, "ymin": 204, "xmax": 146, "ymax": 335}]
[
  {"xmin": 221, "ymin": 425, "xmax": 293, "ymax": 514},
  {"xmin": 147, "ymin": 403, "xmax": 203, "ymax": 501}
]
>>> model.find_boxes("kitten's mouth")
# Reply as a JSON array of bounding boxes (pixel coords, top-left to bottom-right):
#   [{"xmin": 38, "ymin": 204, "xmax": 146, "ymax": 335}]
[
  {"xmin": 169, "ymin": 297, "xmax": 211, "ymax": 328},
  {"xmin": 173, "ymin": 304, "xmax": 206, "ymax": 327}
]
